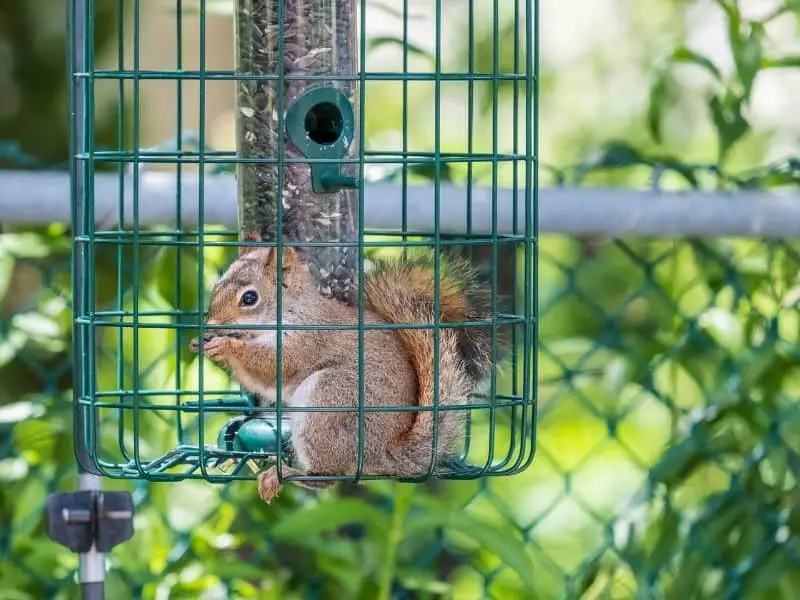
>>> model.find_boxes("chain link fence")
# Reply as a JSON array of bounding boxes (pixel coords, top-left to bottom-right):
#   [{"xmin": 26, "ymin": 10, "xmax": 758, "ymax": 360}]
[{"xmin": 1, "ymin": 138, "xmax": 798, "ymax": 599}]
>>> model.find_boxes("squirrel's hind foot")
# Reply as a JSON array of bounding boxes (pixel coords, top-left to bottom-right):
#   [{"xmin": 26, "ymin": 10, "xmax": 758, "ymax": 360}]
[
  {"xmin": 257, "ymin": 466, "xmax": 282, "ymax": 503},
  {"xmin": 257, "ymin": 465, "xmax": 337, "ymax": 503}
]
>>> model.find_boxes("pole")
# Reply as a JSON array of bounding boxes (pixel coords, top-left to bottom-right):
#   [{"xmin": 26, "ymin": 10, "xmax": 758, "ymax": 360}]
[
  {"xmin": 70, "ymin": 0, "xmax": 108, "ymax": 595},
  {"xmin": 45, "ymin": 3, "xmax": 136, "ymax": 598}
]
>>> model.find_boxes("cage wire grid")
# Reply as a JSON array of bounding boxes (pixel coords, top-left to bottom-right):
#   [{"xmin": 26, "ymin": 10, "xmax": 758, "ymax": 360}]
[{"xmin": 70, "ymin": 0, "xmax": 539, "ymax": 486}]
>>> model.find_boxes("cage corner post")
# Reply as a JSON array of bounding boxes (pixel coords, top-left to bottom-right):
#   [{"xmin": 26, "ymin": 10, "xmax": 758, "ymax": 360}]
[{"xmin": 44, "ymin": 1, "xmax": 135, "ymax": 598}]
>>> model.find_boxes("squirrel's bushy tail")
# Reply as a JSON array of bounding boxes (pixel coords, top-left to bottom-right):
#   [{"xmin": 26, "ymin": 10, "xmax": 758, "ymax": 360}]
[{"xmin": 363, "ymin": 253, "xmax": 494, "ymax": 466}]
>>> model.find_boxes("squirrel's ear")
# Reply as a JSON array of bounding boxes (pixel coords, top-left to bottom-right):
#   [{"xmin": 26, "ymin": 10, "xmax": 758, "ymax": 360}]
[
  {"xmin": 278, "ymin": 246, "xmax": 300, "ymax": 271},
  {"xmin": 238, "ymin": 231, "xmax": 261, "ymax": 257},
  {"xmin": 261, "ymin": 246, "xmax": 299, "ymax": 271}
]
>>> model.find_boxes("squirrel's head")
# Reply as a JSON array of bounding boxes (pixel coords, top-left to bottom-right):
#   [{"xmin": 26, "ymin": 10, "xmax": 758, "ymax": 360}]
[{"xmin": 203, "ymin": 244, "xmax": 317, "ymax": 336}]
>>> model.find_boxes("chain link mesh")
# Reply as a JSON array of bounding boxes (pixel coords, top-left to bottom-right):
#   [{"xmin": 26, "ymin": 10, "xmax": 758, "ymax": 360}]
[
  {"xmin": 3, "ymin": 145, "xmax": 797, "ymax": 597},
  {"xmin": 3, "ymin": 0, "xmax": 800, "ymax": 595}
]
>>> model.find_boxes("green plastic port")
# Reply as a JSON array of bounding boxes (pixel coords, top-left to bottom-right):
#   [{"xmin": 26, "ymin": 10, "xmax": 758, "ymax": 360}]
[
  {"xmin": 285, "ymin": 86, "xmax": 359, "ymax": 193},
  {"xmin": 216, "ymin": 415, "xmax": 292, "ymax": 455}
]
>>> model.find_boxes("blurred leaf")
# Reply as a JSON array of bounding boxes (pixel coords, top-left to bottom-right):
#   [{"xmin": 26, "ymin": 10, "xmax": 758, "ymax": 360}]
[
  {"xmin": 405, "ymin": 509, "xmax": 537, "ymax": 592},
  {"xmin": 574, "ymin": 555, "xmax": 604, "ymax": 599},
  {"xmin": 671, "ymin": 47, "xmax": 724, "ymax": 81},
  {"xmin": 709, "ymin": 94, "xmax": 749, "ymax": 161},
  {"xmin": 0, "ymin": 588, "xmax": 36, "ymax": 600},
  {"xmin": 174, "ymin": 0, "xmax": 233, "ymax": 15},
  {"xmin": 647, "ymin": 67, "xmax": 672, "ymax": 143},
  {"xmin": 739, "ymin": 158, "xmax": 800, "ymax": 188},
  {"xmin": 697, "ymin": 307, "xmax": 745, "ymax": 356},
  {"xmin": 650, "ymin": 433, "xmax": 710, "ymax": 486},
  {"xmin": 691, "ymin": 494, "xmax": 750, "ymax": 557},
  {"xmin": 12, "ymin": 419, "xmax": 61, "ymax": 465},
  {"xmin": 10, "ymin": 478, "xmax": 47, "ymax": 541},
  {"xmin": 647, "ymin": 502, "xmax": 680, "ymax": 570},
  {"xmin": 276, "ymin": 534, "xmax": 361, "ymax": 563},
  {"xmin": 0, "ymin": 233, "xmax": 69, "ymax": 258},
  {"xmin": 0, "ymin": 331, "xmax": 28, "ymax": 369},
  {"xmin": 714, "ymin": 0, "xmax": 741, "ymax": 30},
  {"xmin": 738, "ymin": 547, "xmax": 798, "ymax": 597},
  {"xmin": 654, "ymin": 156, "xmax": 700, "ymax": 188},
  {"xmin": 763, "ymin": 55, "xmax": 800, "ymax": 68},
  {"xmin": 732, "ymin": 23, "xmax": 764, "ymax": 98},
  {"xmin": 670, "ymin": 552, "xmax": 707, "ymax": 600},
  {"xmin": 740, "ymin": 336, "xmax": 781, "ymax": 389},
  {"xmin": 396, "ymin": 569, "xmax": 452, "ymax": 595},
  {"xmin": 582, "ymin": 141, "xmax": 650, "ymax": 172},
  {"xmin": 381, "ymin": 161, "xmax": 456, "ymax": 184},
  {"xmin": 11, "ymin": 313, "xmax": 61, "ymax": 339},
  {"xmin": 370, "ymin": 1, "xmax": 428, "ymax": 20},
  {"xmin": 0, "ymin": 401, "xmax": 45, "ymax": 424},
  {"xmin": 271, "ymin": 498, "xmax": 388, "ymax": 540},
  {"xmin": 206, "ymin": 559, "xmax": 268, "ymax": 580},
  {"xmin": 165, "ymin": 481, "xmax": 220, "ymax": 532},
  {"xmin": 0, "ymin": 458, "xmax": 29, "ymax": 483},
  {"xmin": 312, "ymin": 549, "xmax": 369, "ymax": 596},
  {"xmin": 6, "ymin": 540, "xmax": 73, "ymax": 586},
  {"xmin": 0, "ymin": 252, "xmax": 13, "ymax": 300},
  {"xmin": 367, "ymin": 37, "xmax": 432, "ymax": 62},
  {"xmin": 152, "ymin": 247, "xmax": 213, "ymax": 313},
  {"xmin": 181, "ymin": 356, "xmax": 231, "ymax": 404}
]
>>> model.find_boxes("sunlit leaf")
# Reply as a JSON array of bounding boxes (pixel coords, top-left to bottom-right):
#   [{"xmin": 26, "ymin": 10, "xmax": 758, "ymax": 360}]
[
  {"xmin": 0, "ymin": 233, "xmax": 69, "ymax": 258},
  {"xmin": 697, "ymin": 307, "xmax": 744, "ymax": 356},
  {"xmin": 0, "ymin": 458, "xmax": 29, "ymax": 483}
]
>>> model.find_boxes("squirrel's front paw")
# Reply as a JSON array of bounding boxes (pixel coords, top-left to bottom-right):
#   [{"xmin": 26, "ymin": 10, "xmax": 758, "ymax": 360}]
[
  {"xmin": 189, "ymin": 333, "xmax": 214, "ymax": 353},
  {"xmin": 195, "ymin": 335, "xmax": 244, "ymax": 364}
]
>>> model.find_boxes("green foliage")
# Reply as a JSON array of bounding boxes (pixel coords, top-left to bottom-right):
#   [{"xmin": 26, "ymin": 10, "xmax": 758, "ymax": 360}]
[
  {"xmin": 0, "ymin": 0, "xmax": 121, "ymax": 168},
  {"xmin": 647, "ymin": 0, "xmax": 800, "ymax": 166},
  {"xmin": 1, "ymin": 0, "xmax": 799, "ymax": 599}
]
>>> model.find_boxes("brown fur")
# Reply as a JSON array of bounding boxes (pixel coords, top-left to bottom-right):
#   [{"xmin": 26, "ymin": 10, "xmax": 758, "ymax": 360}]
[{"xmin": 190, "ymin": 246, "xmax": 494, "ymax": 502}]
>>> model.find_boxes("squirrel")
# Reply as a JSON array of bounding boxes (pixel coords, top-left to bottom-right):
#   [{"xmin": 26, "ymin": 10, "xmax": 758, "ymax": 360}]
[{"xmin": 189, "ymin": 244, "xmax": 496, "ymax": 503}]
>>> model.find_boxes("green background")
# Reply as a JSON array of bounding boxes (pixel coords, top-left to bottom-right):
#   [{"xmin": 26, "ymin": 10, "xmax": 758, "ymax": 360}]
[{"xmin": 1, "ymin": 0, "xmax": 799, "ymax": 598}]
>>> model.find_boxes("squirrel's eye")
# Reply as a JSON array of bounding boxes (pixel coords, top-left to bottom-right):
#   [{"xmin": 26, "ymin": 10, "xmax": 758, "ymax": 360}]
[{"xmin": 240, "ymin": 290, "xmax": 259, "ymax": 307}]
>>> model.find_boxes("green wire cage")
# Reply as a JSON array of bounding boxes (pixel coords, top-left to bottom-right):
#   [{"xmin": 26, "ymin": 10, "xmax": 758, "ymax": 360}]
[{"xmin": 70, "ymin": 0, "xmax": 538, "ymax": 490}]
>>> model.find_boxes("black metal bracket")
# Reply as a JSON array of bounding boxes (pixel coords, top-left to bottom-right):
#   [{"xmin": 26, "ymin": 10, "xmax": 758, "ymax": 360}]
[{"xmin": 46, "ymin": 491, "xmax": 134, "ymax": 553}]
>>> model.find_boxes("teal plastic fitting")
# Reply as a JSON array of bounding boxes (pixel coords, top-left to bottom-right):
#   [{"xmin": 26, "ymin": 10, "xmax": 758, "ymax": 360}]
[
  {"xmin": 285, "ymin": 86, "xmax": 359, "ymax": 193},
  {"xmin": 216, "ymin": 415, "xmax": 292, "ymax": 454}
]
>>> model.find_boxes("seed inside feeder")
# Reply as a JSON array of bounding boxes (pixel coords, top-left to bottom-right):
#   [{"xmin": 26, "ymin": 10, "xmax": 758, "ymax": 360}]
[{"xmin": 235, "ymin": 0, "xmax": 359, "ymax": 304}]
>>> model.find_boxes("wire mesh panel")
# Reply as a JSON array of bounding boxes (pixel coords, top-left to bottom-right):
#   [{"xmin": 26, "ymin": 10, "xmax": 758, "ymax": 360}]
[{"xmin": 71, "ymin": 0, "xmax": 537, "ymax": 492}]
